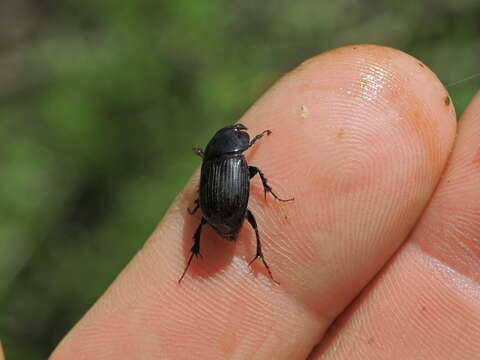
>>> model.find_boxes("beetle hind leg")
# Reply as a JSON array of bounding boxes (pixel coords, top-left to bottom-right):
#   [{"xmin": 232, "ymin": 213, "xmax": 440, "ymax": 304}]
[
  {"xmin": 249, "ymin": 166, "xmax": 294, "ymax": 202},
  {"xmin": 178, "ymin": 217, "xmax": 207, "ymax": 283},
  {"xmin": 245, "ymin": 209, "xmax": 279, "ymax": 284}
]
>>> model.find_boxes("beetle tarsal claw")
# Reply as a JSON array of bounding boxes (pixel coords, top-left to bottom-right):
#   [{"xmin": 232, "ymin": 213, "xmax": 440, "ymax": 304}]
[
  {"xmin": 247, "ymin": 255, "xmax": 280, "ymax": 285},
  {"xmin": 248, "ymin": 255, "xmax": 258, "ymax": 267}
]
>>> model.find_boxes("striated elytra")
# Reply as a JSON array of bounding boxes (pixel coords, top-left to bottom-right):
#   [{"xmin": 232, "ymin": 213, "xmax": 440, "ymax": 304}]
[{"xmin": 179, "ymin": 123, "xmax": 293, "ymax": 284}]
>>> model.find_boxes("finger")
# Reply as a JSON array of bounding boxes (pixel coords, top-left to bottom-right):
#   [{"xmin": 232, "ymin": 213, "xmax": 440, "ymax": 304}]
[
  {"xmin": 51, "ymin": 45, "xmax": 456, "ymax": 359},
  {"xmin": 313, "ymin": 92, "xmax": 480, "ymax": 359}
]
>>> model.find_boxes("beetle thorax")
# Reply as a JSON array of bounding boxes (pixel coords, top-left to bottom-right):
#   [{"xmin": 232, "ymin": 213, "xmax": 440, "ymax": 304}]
[{"xmin": 203, "ymin": 126, "xmax": 250, "ymax": 160}]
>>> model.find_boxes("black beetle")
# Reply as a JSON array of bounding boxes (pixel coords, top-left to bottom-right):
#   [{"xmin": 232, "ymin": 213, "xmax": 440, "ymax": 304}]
[{"xmin": 179, "ymin": 123, "xmax": 293, "ymax": 283}]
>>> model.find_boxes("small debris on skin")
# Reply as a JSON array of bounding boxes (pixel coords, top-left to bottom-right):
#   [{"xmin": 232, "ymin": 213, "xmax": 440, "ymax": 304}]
[{"xmin": 300, "ymin": 104, "xmax": 309, "ymax": 118}]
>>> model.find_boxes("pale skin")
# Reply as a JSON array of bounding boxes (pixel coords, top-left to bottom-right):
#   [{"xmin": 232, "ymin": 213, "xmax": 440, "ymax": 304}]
[{"xmin": 41, "ymin": 45, "xmax": 480, "ymax": 359}]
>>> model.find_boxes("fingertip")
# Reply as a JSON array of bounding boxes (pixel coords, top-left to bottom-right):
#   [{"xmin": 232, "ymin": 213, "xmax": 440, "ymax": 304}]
[
  {"xmin": 240, "ymin": 44, "xmax": 457, "ymax": 314},
  {"xmin": 413, "ymin": 86, "xmax": 480, "ymax": 282}
]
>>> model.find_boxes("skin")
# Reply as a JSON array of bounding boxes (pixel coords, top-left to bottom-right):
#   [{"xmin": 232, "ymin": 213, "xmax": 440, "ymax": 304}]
[{"xmin": 44, "ymin": 45, "xmax": 480, "ymax": 359}]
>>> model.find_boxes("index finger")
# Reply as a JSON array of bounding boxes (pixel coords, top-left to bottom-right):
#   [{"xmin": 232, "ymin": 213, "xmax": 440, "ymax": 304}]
[{"xmin": 51, "ymin": 45, "xmax": 455, "ymax": 359}]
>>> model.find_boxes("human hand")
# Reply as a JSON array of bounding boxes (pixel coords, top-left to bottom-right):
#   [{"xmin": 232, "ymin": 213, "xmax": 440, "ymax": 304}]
[{"xmin": 50, "ymin": 45, "xmax": 479, "ymax": 359}]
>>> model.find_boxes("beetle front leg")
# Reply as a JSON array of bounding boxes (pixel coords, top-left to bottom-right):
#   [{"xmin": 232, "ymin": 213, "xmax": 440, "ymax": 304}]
[
  {"xmin": 249, "ymin": 166, "xmax": 294, "ymax": 202},
  {"xmin": 192, "ymin": 147, "xmax": 204, "ymax": 157},
  {"xmin": 245, "ymin": 209, "xmax": 279, "ymax": 284},
  {"xmin": 188, "ymin": 199, "xmax": 200, "ymax": 215},
  {"xmin": 247, "ymin": 129, "xmax": 272, "ymax": 149},
  {"xmin": 178, "ymin": 217, "xmax": 207, "ymax": 283}
]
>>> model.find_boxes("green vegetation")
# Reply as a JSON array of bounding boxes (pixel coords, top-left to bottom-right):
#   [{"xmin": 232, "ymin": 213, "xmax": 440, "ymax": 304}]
[{"xmin": 0, "ymin": 1, "xmax": 478, "ymax": 358}]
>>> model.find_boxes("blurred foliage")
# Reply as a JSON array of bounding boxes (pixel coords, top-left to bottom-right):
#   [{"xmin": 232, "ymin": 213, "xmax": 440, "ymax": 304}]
[{"xmin": 0, "ymin": 0, "xmax": 478, "ymax": 358}]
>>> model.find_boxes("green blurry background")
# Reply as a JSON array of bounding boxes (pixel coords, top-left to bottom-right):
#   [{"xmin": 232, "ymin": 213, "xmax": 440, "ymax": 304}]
[{"xmin": 0, "ymin": 0, "xmax": 479, "ymax": 358}]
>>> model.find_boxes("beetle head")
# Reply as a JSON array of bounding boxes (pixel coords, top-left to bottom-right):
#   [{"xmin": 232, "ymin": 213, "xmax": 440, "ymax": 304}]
[{"xmin": 203, "ymin": 123, "xmax": 250, "ymax": 159}]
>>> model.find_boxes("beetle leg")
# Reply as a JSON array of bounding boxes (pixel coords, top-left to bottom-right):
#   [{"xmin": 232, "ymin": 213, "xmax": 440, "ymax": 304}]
[
  {"xmin": 245, "ymin": 209, "xmax": 279, "ymax": 284},
  {"xmin": 192, "ymin": 147, "xmax": 204, "ymax": 157},
  {"xmin": 249, "ymin": 166, "xmax": 294, "ymax": 202},
  {"xmin": 247, "ymin": 129, "xmax": 272, "ymax": 148},
  {"xmin": 178, "ymin": 217, "xmax": 207, "ymax": 283},
  {"xmin": 188, "ymin": 199, "xmax": 200, "ymax": 215}
]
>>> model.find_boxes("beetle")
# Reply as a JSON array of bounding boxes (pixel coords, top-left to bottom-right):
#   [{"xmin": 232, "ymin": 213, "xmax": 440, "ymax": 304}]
[{"xmin": 179, "ymin": 123, "xmax": 293, "ymax": 283}]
